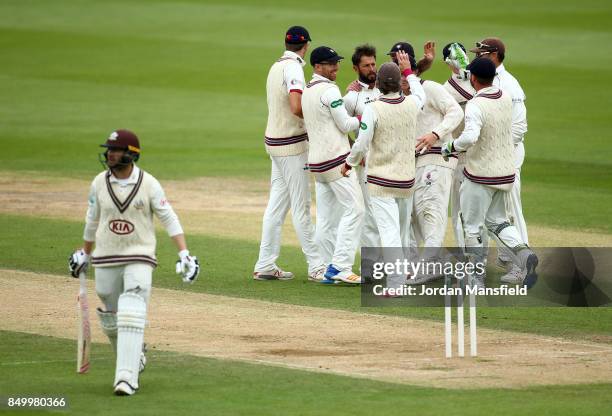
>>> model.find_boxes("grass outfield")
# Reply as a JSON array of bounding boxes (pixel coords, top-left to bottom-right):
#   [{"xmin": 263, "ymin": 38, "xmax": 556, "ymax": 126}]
[
  {"xmin": 2, "ymin": 214, "xmax": 611, "ymax": 339},
  {"xmin": 2, "ymin": 1, "xmax": 612, "ymax": 414},
  {"xmin": 0, "ymin": 0, "xmax": 611, "ymax": 232},
  {"xmin": 2, "ymin": 331, "xmax": 611, "ymax": 416}
]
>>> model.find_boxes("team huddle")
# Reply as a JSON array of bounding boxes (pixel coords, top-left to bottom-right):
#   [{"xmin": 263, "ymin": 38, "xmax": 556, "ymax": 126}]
[{"xmin": 254, "ymin": 25, "xmax": 538, "ymax": 290}]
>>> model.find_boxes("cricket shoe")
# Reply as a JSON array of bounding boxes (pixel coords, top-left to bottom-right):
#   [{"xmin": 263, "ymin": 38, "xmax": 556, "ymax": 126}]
[
  {"xmin": 500, "ymin": 264, "xmax": 524, "ymax": 284},
  {"xmin": 495, "ymin": 257, "xmax": 512, "ymax": 272},
  {"xmin": 308, "ymin": 266, "xmax": 327, "ymax": 282},
  {"xmin": 114, "ymin": 381, "xmax": 137, "ymax": 396},
  {"xmin": 324, "ymin": 265, "xmax": 361, "ymax": 284},
  {"xmin": 405, "ymin": 271, "xmax": 444, "ymax": 285},
  {"xmin": 253, "ymin": 267, "xmax": 294, "ymax": 281}
]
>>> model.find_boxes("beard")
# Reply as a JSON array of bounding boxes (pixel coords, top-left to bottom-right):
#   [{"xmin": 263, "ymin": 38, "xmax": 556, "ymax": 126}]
[{"xmin": 359, "ymin": 72, "xmax": 376, "ymax": 84}]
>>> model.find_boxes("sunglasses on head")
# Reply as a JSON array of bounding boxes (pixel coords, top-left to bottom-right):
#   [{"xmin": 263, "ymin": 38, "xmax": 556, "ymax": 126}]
[
  {"xmin": 476, "ymin": 41, "xmax": 498, "ymax": 52},
  {"xmin": 286, "ymin": 34, "xmax": 307, "ymax": 42}
]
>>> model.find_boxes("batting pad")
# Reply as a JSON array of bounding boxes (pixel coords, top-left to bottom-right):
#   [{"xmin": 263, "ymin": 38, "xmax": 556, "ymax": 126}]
[
  {"xmin": 114, "ymin": 292, "xmax": 146, "ymax": 390},
  {"xmin": 96, "ymin": 308, "xmax": 118, "ymax": 353}
]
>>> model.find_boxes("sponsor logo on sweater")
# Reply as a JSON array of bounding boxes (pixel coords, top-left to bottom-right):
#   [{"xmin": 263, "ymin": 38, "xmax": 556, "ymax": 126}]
[{"xmin": 109, "ymin": 220, "xmax": 135, "ymax": 235}]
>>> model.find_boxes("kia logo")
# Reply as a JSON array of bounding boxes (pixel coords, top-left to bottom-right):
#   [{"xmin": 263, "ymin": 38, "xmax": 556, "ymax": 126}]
[{"xmin": 109, "ymin": 219, "xmax": 135, "ymax": 235}]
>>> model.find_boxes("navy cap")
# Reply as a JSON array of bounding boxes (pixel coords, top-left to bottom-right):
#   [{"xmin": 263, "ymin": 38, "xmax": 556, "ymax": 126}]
[
  {"xmin": 467, "ymin": 57, "xmax": 496, "ymax": 78},
  {"xmin": 387, "ymin": 42, "xmax": 415, "ymax": 58},
  {"xmin": 285, "ymin": 26, "xmax": 311, "ymax": 44},
  {"xmin": 442, "ymin": 42, "xmax": 467, "ymax": 61},
  {"xmin": 310, "ymin": 46, "xmax": 344, "ymax": 66}
]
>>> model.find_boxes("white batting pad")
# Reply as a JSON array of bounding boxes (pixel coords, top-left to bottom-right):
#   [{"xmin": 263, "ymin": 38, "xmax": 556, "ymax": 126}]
[{"xmin": 114, "ymin": 292, "xmax": 147, "ymax": 391}]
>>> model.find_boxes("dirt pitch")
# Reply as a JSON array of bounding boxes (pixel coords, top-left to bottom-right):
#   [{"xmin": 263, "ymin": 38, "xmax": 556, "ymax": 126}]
[
  {"xmin": 2, "ymin": 269, "xmax": 611, "ymax": 390},
  {"xmin": 2, "ymin": 172, "xmax": 612, "ymax": 246}
]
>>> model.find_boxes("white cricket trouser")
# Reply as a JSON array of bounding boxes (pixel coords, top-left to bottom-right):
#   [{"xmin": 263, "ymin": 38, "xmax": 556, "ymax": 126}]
[
  {"xmin": 355, "ymin": 165, "xmax": 380, "ymax": 248},
  {"xmin": 371, "ymin": 195, "xmax": 413, "ymax": 289},
  {"xmin": 412, "ymin": 165, "xmax": 453, "ymax": 248},
  {"xmin": 315, "ymin": 174, "xmax": 364, "ymax": 271},
  {"xmin": 499, "ymin": 142, "xmax": 529, "ymax": 261},
  {"xmin": 255, "ymin": 152, "xmax": 322, "ymax": 274},
  {"xmin": 95, "ymin": 263, "xmax": 153, "ymax": 311},
  {"xmin": 460, "ymin": 180, "xmax": 524, "ymax": 253},
  {"xmin": 450, "ymin": 160, "xmax": 465, "ymax": 247}
]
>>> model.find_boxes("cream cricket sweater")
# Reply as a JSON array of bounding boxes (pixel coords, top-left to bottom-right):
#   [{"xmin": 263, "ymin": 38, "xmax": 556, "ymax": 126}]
[
  {"xmin": 302, "ymin": 75, "xmax": 359, "ymax": 182},
  {"xmin": 415, "ymin": 79, "xmax": 463, "ymax": 169},
  {"xmin": 458, "ymin": 87, "xmax": 515, "ymax": 191},
  {"xmin": 85, "ymin": 166, "xmax": 183, "ymax": 267},
  {"xmin": 264, "ymin": 53, "xmax": 308, "ymax": 156}
]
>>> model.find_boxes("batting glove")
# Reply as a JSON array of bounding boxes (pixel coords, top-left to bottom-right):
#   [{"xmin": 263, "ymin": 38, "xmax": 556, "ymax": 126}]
[
  {"xmin": 176, "ymin": 250, "xmax": 200, "ymax": 284},
  {"xmin": 68, "ymin": 249, "xmax": 90, "ymax": 278},
  {"xmin": 440, "ymin": 141, "xmax": 456, "ymax": 161}
]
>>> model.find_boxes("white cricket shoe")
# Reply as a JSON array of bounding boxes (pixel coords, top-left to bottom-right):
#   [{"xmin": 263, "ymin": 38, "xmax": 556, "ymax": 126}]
[
  {"xmin": 495, "ymin": 257, "xmax": 512, "ymax": 272},
  {"xmin": 114, "ymin": 381, "xmax": 136, "ymax": 396},
  {"xmin": 308, "ymin": 266, "xmax": 327, "ymax": 282},
  {"xmin": 333, "ymin": 270, "xmax": 362, "ymax": 284},
  {"xmin": 253, "ymin": 267, "xmax": 294, "ymax": 281},
  {"xmin": 500, "ymin": 264, "xmax": 524, "ymax": 285}
]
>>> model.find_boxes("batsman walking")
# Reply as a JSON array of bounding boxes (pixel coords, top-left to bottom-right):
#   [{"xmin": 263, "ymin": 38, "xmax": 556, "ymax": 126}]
[{"xmin": 69, "ymin": 129, "xmax": 200, "ymax": 396}]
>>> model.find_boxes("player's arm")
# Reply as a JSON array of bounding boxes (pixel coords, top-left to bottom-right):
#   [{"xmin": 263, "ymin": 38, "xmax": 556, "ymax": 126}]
[
  {"xmin": 448, "ymin": 102, "xmax": 483, "ymax": 152},
  {"xmin": 285, "ymin": 63, "xmax": 306, "ymax": 118},
  {"xmin": 323, "ymin": 87, "xmax": 360, "ymax": 133},
  {"xmin": 416, "ymin": 88, "xmax": 462, "ymax": 153},
  {"xmin": 70, "ymin": 180, "xmax": 98, "ymax": 277},
  {"xmin": 150, "ymin": 180, "xmax": 200, "ymax": 283},
  {"xmin": 397, "ymin": 51, "xmax": 426, "ymax": 109},
  {"xmin": 344, "ymin": 106, "xmax": 376, "ymax": 175},
  {"xmin": 289, "ymin": 91, "xmax": 303, "ymax": 118},
  {"xmin": 415, "ymin": 41, "xmax": 435, "ymax": 76},
  {"xmin": 511, "ymin": 91, "xmax": 528, "ymax": 144}
]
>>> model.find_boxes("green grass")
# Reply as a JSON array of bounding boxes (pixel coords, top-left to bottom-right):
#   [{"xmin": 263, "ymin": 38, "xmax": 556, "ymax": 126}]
[
  {"xmin": 1, "ymin": 0, "xmax": 612, "ymax": 231},
  {"xmin": 2, "ymin": 214, "xmax": 611, "ymax": 340},
  {"xmin": 1, "ymin": 331, "xmax": 611, "ymax": 416}
]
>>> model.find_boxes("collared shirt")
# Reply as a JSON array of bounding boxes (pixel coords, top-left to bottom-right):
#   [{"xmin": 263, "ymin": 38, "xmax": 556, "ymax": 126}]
[
  {"xmin": 311, "ymin": 73, "xmax": 360, "ymax": 134},
  {"xmin": 346, "ymin": 75, "xmax": 426, "ymax": 166},
  {"xmin": 494, "ymin": 63, "xmax": 527, "ymax": 144},
  {"xmin": 84, "ymin": 165, "xmax": 183, "ymax": 241},
  {"xmin": 343, "ymin": 80, "xmax": 381, "ymax": 117},
  {"xmin": 281, "ymin": 50, "xmax": 306, "ymax": 94}
]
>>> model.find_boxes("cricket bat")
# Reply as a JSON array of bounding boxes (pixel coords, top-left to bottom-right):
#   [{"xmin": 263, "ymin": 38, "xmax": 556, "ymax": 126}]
[{"xmin": 77, "ymin": 271, "xmax": 91, "ymax": 373}]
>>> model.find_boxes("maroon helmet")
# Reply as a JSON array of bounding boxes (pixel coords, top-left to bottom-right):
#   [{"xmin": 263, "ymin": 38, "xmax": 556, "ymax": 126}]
[{"xmin": 100, "ymin": 129, "xmax": 141, "ymax": 167}]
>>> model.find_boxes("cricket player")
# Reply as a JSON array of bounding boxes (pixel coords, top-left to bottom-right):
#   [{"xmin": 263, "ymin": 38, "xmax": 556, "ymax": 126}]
[
  {"xmin": 254, "ymin": 26, "xmax": 326, "ymax": 282},
  {"xmin": 302, "ymin": 46, "xmax": 364, "ymax": 284},
  {"xmin": 441, "ymin": 43, "xmax": 477, "ymax": 248},
  {"xmin": 440, "ymin": 58, "xmax": 537, "ymax": 288},
  {"xmin": 470, "ymin": 38, "xmax": 529, "ymax": 282},
  {"xmin": 342, "ymin": 55, "xmax": 426, "ymax": 290},
  {"xmin": 387, "ymin": 41, "xmax": 436, "ymax": 94},
  {"xmin": 411, "ymin": 58, "xmax": 463, "ymax": 265},
  {"xmin": 68, "ymin": 129, "xmax": 200, "ymax": 396},
  {"xmin": 343, "ymin": 44, "xmax": 381, "ymax": 250}
]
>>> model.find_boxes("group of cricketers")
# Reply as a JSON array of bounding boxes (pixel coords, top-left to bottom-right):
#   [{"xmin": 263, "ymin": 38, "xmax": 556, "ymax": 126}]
[
  {"xmin": 254, "ymin": 25, "xmax": 538, "ymax": 291},
  {"xmin": 66, "ymin": 24, "xmax": 539, "ymax": 396}
]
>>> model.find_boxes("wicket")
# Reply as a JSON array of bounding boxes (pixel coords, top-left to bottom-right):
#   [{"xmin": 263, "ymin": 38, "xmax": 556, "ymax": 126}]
[{"xmin": 444, "ymin": 272, "xmax": 477, "ymax": 358}]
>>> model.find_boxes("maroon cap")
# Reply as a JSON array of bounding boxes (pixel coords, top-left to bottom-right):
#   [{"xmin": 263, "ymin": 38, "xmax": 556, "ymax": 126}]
[
  {"xmin": 100, "ymin": 129, "xmax": 140, "ymax": 153},
  {"xmin": 469, "ymin": 38, "xmax": 505, "ymax": 57}
]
